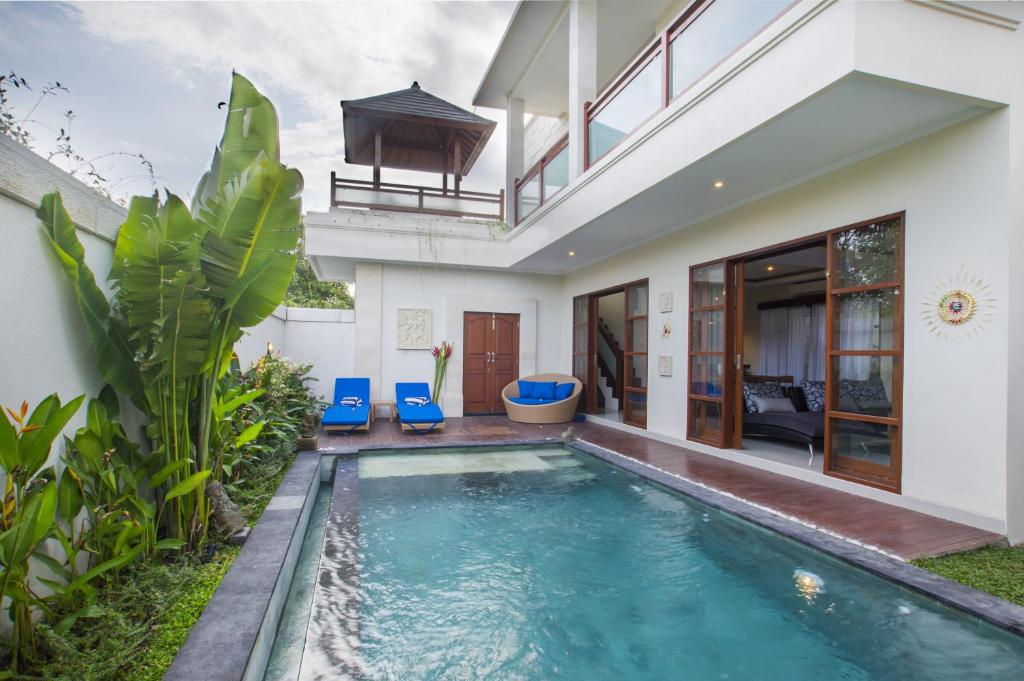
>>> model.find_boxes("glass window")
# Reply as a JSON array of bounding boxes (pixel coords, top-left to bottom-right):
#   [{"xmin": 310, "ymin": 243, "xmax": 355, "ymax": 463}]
[
  {"xmin": 829, "ymin": 420, "xmax": 895, "ymax": 470},
  {"xmin": 543, "ymin": 145, "xmax": 569, "ymax": 199},
  {"xmin": 628, "ymin": 284, "xmax": 649, "ymax": 317},
  {"xmin": 628, "ymin": 356, "xmax": 648, "ymax": 389},
  {"xmin": 831, "ymin": 356, "xmax": 897, "ymax": 418},
  {"xmin": 832, "ymin": 219, "xmax": 902, "ymax": 288},
  {"xmin": 832, "ymin": 290, "xmax": 898, "ymax": 350},
  {"xmin": 690, "ymin": 310, "xmax": 723, "ymax": 352},
  {"xmin": 690, "ymin": 356, "xmax": 725, "ymax": 397},
  {"xmin": 691, "ymin": 263, "xmax": 725, "ymax": 307},
  {"xmin": 629, "ymin": 319, "xmax": 648, "ymax": 353},
  {"xmin": 626, "ymin": 391, "xmax": 648, "ymax": 419},
  {"xmin": 689, "ymin": 399, "xmax": 722, "ymax": 439},
  {"xmin": 517, "ymin": 174, "xmax": 540, "ymax": 221},
  {"xmin": 588, "ymin": 54, "xmax": 663, "ymax": 162},
  {"xmin": 670, "ymin": 0, "xmax": 790, "ymax": 98}
]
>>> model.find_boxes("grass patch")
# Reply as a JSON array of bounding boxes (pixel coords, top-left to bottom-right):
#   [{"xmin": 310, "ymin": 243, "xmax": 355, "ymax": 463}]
[
  {"xmin": 34, "ymin": 546, "xmax": 239, "ymax": 681},
  {"xmin": 912, "ymin": 544, "xmax": 1024, "ymax": 607}
]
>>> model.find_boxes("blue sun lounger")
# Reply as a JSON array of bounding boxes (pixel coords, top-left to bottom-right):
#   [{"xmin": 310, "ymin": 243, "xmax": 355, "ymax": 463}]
[
  {"xmin": 322, "ymin": 378, "xmax": 372, "ymax": 433},
  {"xmin": 395, "ymin": 382, "xmax": 445, "ymax": 433}
]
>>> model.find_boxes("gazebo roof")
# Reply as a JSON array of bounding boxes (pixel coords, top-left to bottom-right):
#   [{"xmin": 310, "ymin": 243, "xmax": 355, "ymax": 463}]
[{"xmin": 341, "ymin": 82, "xmax": 497, "ymax": 175}]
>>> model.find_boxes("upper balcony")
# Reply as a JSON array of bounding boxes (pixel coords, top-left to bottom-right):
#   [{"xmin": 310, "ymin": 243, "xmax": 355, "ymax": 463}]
[
  {"xmin": 306, "ymin": 0, "xmax": 1021, "ymax": 280},
  {"xmin": 330, "ymin": 82, "xmax": 504, "ymax": 221}
]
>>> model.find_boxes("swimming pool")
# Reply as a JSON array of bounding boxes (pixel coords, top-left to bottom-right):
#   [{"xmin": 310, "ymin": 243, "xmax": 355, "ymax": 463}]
[{"xmin": 265, "ymin": 445, "xmax": 1024, "ymax": 680}]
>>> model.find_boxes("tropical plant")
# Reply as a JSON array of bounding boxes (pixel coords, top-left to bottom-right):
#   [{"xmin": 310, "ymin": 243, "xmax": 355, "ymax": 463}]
[
  {"xmin": 215, "ymin": 355, "xmax": 320, "ymax": 487},
  {"xmin": 39, "ymin": 72, "xmax": 303, "ymax": 550},
  {"xmin": 431, "ymin": 341, "xmax": 454, "ymax": 403},
  {"xmin": 55, "ymin": 387, "xmax": 177, "ymax": 577},
  {"xmin": 0, "ymin": 395, "xmax": 81, "ymax": 671},
  {"xmin": 285, "ymin": 238, "xmax": 353, "ymax": 309}
]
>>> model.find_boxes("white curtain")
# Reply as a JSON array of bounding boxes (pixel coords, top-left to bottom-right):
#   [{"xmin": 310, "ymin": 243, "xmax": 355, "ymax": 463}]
[
  {"xmin": 758, "ymin": 304, "xmax": 826, "ymax": 384},
  {"xmin": 837, "ymin": 297, "xmax": 881, "ymax": 380}
]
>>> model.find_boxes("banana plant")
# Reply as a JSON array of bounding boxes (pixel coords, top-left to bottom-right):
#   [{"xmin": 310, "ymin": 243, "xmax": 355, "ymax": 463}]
[{"xmin": 39, "ymin": 72, "xmax": 302, "ymax": 550}]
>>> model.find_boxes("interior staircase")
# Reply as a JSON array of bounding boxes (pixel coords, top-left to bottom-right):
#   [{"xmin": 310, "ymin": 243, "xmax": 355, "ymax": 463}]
[{"xmin": 597, "ymin": 316, "xmax": 623, "ymax": 415}]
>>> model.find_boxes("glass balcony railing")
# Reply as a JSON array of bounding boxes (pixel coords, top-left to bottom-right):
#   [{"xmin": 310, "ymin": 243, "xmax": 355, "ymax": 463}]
[
  {"xmin": 515, "ymin": 137, "xmax": 569, "ymax": 224},
  {"xmin": 586, "ymin": 0, "xmax": 792, "ymax": 167}
]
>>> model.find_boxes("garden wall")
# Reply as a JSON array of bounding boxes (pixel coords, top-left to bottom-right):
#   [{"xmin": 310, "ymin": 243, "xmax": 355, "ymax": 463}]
[
  {"xmin": 0, "ymin": 134, "xmax": 143, "ymax": 439},
  {"xmin": 236, "ymin": 306, "xmax": 355, "ymax": 401}
]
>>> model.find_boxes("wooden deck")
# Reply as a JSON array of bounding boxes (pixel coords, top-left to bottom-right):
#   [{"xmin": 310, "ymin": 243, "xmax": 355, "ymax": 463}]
[{"xmin": 320, "ymin": 416, "xmax": 1003, "ymax": 560}]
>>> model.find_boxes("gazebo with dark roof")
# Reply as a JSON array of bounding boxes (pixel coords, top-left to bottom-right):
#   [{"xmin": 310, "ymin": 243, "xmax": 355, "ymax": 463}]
[{"xmin": 340, "ymin": 81, "xmax": 497, "ymax": 197}]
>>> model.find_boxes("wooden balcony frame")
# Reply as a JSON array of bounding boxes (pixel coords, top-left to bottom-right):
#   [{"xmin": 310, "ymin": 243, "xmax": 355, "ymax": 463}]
[{"xmin": 331, "ymin": 173, "xmax": 505, "ymax": 222}]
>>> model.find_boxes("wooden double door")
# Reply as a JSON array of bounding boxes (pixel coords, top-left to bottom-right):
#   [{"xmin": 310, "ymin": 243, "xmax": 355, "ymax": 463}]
[{"xmin": 463, "ymin": 312, "xmax": 520, "ymax": 414}]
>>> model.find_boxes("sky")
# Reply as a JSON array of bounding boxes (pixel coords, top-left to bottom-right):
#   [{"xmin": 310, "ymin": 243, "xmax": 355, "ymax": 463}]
[{"xmin": 0, "ymin": 1, "xmax": 516, "ymax": 211}]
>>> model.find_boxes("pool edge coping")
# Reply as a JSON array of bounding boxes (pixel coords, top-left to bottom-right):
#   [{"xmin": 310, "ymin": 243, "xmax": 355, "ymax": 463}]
[{"xmin": 167, "ymin": 436, "xmax": 1024, "ymax": 681}]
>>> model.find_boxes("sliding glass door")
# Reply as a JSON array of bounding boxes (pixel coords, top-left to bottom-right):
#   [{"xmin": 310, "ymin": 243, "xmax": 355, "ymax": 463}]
[
  {"xmin": 624, "ymin": 281, "xmax": 649, "ymax": 428},
  {"xmin": 825, "ymin": 215, "xmax": 904, "ymax": 490},
  {"xmin": 572, "ymin": 295, "xmax": 591, "ymax": 413},
  {"xmin": 688, "ymin": 262, "xmax": 729, "ymax": 445}
]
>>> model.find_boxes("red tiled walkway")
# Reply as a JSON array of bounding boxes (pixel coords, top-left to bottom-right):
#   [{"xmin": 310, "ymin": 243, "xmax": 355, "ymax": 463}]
[{"xmin": 321, "ymin": 416, "xmax": 1003, "ymax": 560}]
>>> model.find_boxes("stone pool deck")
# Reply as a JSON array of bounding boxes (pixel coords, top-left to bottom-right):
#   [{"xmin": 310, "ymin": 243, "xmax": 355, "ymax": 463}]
[{"xmin": 321, "ymin": 416, "xmax": 1003, "ymax": 561}]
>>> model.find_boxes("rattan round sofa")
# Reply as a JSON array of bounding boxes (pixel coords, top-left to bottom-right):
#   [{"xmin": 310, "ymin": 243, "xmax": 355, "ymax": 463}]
[{"xmin": 501, "ymin": 373, "xmax": 582, "ymax": 424}]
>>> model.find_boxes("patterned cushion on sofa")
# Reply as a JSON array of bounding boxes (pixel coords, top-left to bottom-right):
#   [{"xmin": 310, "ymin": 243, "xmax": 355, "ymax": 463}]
[
  {"xmin": 838, "ymin": 378, "xmax": 887, "ymax": 402},
  {"xmin": 742, "ymin": 381, "xmax": 785, "ymax": 413},
  {"xmin": 800, "ymin": 380, "xmax": 826, "ymax": 413}
]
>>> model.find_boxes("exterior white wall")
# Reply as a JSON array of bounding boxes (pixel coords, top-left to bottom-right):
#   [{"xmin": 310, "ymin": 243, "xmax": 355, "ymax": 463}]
[
  {"xmin": 237, "ymin": 307, "xmax": 355, "ymax": 403},
  {"xmin": 564, "ymin": 111, "xmax": 1012, "ymax": 532},
  {"xmin": 0, "ymin": 134, "xmax": 145, "ymax": 444},
  {"xmin": 353, "ymin": 264, "xmax": 564, "ymax": 415}
]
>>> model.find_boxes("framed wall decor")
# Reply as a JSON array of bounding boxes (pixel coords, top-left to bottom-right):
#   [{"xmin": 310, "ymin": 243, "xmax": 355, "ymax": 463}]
[{"xmin": 397, "ymin": 308, "xmax": 432, "ymax": 349}]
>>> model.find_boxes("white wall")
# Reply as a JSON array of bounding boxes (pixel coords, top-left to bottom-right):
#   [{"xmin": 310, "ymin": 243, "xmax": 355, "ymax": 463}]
[
  {"xmin": 564, "ymin": 111, "xmax": 1012, "ymax": 531},
  {"xmin": 237, "ymin": 307, "xmax": 355, "ymax": 403},
  {"xmin": 0, "ymin": 135, "xmax": 146, "ymax": 443},
  {"xmin": 523, "ymin": 113, "xmax": 568, "ymax": 171},
  {"xmin": 353, "ymin": 264, "xmax": 564, "ymax": 415}
]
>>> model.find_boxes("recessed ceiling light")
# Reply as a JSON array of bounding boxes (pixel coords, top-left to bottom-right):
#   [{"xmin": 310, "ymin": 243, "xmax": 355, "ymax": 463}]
[
  {"xmin": 568, "ymin": 250, "xmax": 576, "ymax": 257},
  {"xmin": 713, "ymin": 179, "xmax": 725, "ymax": 189},
  {"xmin": 766, "ymin": 265, "xmax": 775, "ymax": 272}
]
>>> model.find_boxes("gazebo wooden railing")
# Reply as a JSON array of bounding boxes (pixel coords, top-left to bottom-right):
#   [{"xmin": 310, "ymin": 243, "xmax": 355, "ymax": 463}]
[{"xmin": 331, "ymin": 172, "xmax": 504, "ymax": 221}]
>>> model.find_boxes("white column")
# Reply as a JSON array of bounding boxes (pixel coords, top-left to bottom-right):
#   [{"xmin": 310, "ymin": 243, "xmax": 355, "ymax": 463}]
[
  {"xmin": 354, "ymin": 262, "xmax": 383, "ymax": 401},
  {"xmin": 505, "ymin": 96, "xmax": 524, "ymax": 224},
  {"xmin": 568, "ymin": 0, "xmax": 598, "ymax": 181}
]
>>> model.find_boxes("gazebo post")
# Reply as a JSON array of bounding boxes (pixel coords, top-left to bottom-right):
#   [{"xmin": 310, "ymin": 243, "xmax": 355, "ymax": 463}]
[
  {"xmin": 454, "ymin": 135, "xmax": 462, "ymax": 196},
  {"xmin": 373, "ymin": 128, "xmax": 382, "ymax": 189}
]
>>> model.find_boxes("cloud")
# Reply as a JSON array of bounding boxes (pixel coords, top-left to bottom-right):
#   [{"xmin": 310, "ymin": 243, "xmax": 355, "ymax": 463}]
[{"xmin": 67, "ymin": 1, "xmax": 515, "ymax": 211}]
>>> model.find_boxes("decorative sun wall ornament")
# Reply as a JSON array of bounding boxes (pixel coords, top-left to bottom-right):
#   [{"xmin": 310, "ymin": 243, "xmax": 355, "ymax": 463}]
[{"xmin": 922, "ymin": 267, "xmax": 995, "ymax": 341}]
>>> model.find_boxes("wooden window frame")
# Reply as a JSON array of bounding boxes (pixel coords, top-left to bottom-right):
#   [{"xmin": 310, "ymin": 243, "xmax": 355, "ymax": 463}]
[
  {"xmin": 823, "ymin": 214, "xmax": 905, "ymax": 493},
  {"xmin": 623, "ymin": 280, "xmax": 650, "ymax": 429},
  {"xmin": 686, "ymin": 261, "xmax": 733, "ymax": 446}
]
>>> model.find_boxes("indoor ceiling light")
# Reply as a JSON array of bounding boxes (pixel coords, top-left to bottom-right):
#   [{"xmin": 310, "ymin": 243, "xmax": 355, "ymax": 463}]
[
  {"xmin": 766, "ymin": 265, "xmax": 775, "ymax": 271},
  {"xmin": 568, "ymin": 250, "xmax": 576, "ymax": 257},
  {"xmin": 713, "ymin": 179, "xmax": 725, "ymax": 189}
]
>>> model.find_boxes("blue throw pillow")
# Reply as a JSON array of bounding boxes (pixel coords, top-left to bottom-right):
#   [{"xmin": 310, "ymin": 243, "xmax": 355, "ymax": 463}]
[
  {"xmin": 518, "ymin": 380, "xmax": 537, "ymax": 398},
  {"xmin": 533, "ymin": 381, "xmax": 557, "ymax": 400},
  {"xmin": 554, "ymin": 383, "xmax": 574, "ymax": 400}
]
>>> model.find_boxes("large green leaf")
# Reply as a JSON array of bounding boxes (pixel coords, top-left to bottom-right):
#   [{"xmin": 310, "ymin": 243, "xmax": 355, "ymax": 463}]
[
  {"xmin": 39, "ymin": 193, "xmax": 145, "ymax": 404},
  {"xmin": 163, "ymin": 470, "xmax": 211, "ymax": 502},
  {"xmin": 20, "ymin": 394, "xmax": 84, "ymax": 478},
  {"xmin": 198, "ymin": 159, "xmax": 302, "ymax": 327},
  {"xmin": 193, "ymin": 72, "xmax": 281, "ymax": 214}
]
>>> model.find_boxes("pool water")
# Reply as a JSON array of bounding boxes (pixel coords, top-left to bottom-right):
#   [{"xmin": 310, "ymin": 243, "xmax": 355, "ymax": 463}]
[{"xmin": 266, "ymin": 446, "xmax": 1024, "ymax": 680}]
